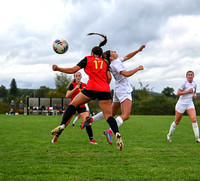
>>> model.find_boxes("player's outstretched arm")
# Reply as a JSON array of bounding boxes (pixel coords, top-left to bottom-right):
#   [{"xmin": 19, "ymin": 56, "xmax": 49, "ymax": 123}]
[
  {"xmin": 120, "ymin": 65, "xmax": 143, "ymax": 77},
  {"xmin": 123, "ymin": 45, "xmax": 145, "ymax": 61},
  {"xmin": 52, "ymin": 65, "xmax": 81, "ymax": 74}
]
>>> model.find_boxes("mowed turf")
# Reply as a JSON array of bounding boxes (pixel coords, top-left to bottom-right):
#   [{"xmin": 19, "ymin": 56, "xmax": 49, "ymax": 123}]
[{"xmin": 0, "ymin": 114, "xmax": 200, "ymax": 180}]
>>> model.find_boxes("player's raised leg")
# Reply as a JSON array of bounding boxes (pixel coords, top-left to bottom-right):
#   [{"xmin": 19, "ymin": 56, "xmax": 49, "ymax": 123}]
[
  {"xmin": 99, "ymin": 99, "xmax": 124, "ymax": 151},
  {"xmin": 51, "ymin": 92, "xmax": 91, "ymax": 135}
]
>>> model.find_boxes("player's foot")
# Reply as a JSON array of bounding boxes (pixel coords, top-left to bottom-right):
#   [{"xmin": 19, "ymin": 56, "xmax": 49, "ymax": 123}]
[
  {"xmin": 51, "ymin": 124, "xmax": 65, "ymax": 135},
  {"xmin": 51, "ymin": 135, "xmax": 59, "ymax": 143},
  {"xmin": 167, "ymin": 134, "xmax": 172, "ymax": 142},
  {"xmin": 90, "ymin": 139, "xmax": 97, "ymax": 144},
  {"xmin": 72, "ymin": 123, "xmax": 75, "ymax": 126},
  {"xmin": 196, "ymin": 138, "xmax": 200, "ymax": 143},
  {"xmin": 116, "ymin": 133, "xmax": 123, "ymax": 151},
  {"xmin": 80, "ymin": 117, "xmax": 93, "ymax": 130},
  {"xmin": 104, "ymin": 129, "xmax": 113, "ymax": 145}
]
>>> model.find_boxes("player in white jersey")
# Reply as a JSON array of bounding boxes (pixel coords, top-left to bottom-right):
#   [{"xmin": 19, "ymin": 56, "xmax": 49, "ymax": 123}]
[
  {"xmin": 167, "ymin": 71, "xmax": 200, "ymax": 143},
  {"xmin": 81, "ymin": 45, "xmax": 145, "ymax": 145}
]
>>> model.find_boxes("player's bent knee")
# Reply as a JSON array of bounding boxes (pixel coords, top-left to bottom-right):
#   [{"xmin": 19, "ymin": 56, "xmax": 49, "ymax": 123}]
[{"xmin": 122, "ymin": 114, "xmax": 130, "ymax": 121}]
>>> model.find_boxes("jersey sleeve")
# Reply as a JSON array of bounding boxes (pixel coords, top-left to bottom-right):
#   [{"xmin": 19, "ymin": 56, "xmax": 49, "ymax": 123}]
[
  {"xmin": 194, "ymin": 83, "xmax": 197, "ymax": 92},
  {"xmin": 111, "ymin": 60, "xmax": 125, "ymax": 73},
  {"xmin": 118, "ymin": 57, "xmax": 124, "ymax": 62},
  {"xmin": 77, "ymin": 57, "xmax": 87, "ymax": 68},
  {"xmin": 179, "ymin": 81, "xmax": 186, "ymax": 90},
  {"xmin": 68, "ymin": 83, "xmax": 74, "ymax": 90}
]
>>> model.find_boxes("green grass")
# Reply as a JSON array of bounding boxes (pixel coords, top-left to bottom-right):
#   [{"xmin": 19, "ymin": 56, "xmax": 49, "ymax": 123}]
[{"xmin": 0, "ymin": 115, "xmax": 200, "ymax": 180}]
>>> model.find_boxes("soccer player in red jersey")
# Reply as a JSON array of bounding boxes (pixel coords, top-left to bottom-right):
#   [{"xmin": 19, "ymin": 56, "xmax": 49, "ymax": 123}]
[
  {"xmin": 51, "ymin": 33, "xmax": 123, "ymax": 151},
  {"xmin": 51, "ymin": 72, "xmax": 97, "ymax": 144}
]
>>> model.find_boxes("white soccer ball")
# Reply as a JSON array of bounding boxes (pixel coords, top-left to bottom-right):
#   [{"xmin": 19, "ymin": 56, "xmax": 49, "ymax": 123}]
[{"xmin": 53, "ymin": 38, "xmax": 69, "ymax": 54}]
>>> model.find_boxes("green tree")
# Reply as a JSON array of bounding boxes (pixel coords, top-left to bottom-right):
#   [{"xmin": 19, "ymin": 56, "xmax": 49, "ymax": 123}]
[
  {"xmin": 162, "ymin": 87, "xmax": 176, "ymax": 98},
  {"xmin": 46, "ymin": 90, "xmax": 64, "ymax": 98},
  {"xmin": 132, "ymin": 80, "xmax": 154, "ymax": 100},
  {"xmin": 133, "ymin": 94, "xmax": 176, "ymax": 115},
  {"xmin": 55, "ymin": 73, "xmax": 72, "ymax": 96},
  {"xmin": 0, "ymin": 85, "xmax": 8, "ymax": 97},
  {"xmin": 20, "ymin": 89, "xmax": 35, "ymax": 97},
  {"xmin": 10, "ymin": 78, "xmax": 18, "ymax": 97},
  {"xmin": 35, "ymin": 86, "xmax": 50, "ymax": 97}
]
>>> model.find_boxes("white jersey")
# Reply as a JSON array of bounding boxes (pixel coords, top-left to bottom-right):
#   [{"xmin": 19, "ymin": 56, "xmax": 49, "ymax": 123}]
[
  {"xmin": 177, "ymin": 79, "xmax": 197, "ymax": 104},
  {"xmin": 109, "ymin": 57, "xmax": 133, "ymax": 93}
]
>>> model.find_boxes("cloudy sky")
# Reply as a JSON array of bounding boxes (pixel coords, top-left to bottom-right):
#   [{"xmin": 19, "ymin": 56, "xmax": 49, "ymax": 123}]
[{"xmin": 1, "ymin": 0, "xmax": 200, "ymax": 93}]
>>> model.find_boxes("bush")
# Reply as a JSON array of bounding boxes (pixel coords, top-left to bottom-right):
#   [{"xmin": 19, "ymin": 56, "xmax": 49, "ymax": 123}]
[{"xmin": 0, "ymin": 101, "xmax": 9, "ymax": 114}]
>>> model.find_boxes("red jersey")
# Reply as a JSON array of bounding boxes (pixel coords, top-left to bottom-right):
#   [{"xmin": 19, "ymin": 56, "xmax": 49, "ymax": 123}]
[
  {"xmin": 68, "ymin": 82, "xmax": 86, "ymax": 108},
  {"xmin": 77, "ymin": 56, "xmax": 110, "ymax": 92}
]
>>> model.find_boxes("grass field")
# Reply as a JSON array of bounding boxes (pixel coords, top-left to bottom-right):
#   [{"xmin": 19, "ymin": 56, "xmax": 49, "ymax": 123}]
[{"xmin": 0, "ymin": 114, "xmax": 200, "ymax": 181}]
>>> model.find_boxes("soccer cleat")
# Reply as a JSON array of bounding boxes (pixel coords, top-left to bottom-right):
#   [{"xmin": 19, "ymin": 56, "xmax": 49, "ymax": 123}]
[
  {"xmin": 167, "ymin": 134, "xmax": 172, "ymax": 142},
  {"xmin": 51, "ymin": 124, "xmax": 65, "ymax": 135},
  {"xmin": 80, "ymin": 117, "xmax": 93, "ymax": 130},
  {"xmin": 104, "ymin": 129, "xmax": 113, "ymax": 145},
  {"xmin": 116, "ymin": 133, "xmax": 124, "ymax": 151},
  {"xmin": 51, "ymin": 135, "xmax": 59, "ymax": 143},
  {"xmin": 90, "ymin": 140, "xmax": 97, "ymax": 144},
  {"xmin": 72, "ymin": 123, "xmax": 75, "ymax": 126},
  {"xmin": 196, "ymin": 138, "xmax": 200, "ymax": 143}
]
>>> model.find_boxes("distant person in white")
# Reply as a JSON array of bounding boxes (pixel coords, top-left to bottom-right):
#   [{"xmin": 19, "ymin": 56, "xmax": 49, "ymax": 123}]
[
  {"xmin": 167, "ymin": 70, "xmax": 200, "ymax": 143},
  {"xmin": 89, "ymin": 45, "xmax": 145, "ymax": 145}
]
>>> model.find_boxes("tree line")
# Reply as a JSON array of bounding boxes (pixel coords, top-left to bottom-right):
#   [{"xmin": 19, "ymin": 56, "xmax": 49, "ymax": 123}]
[{"xmin": 1, "ymin": 73, "xmax": 200, "ymax": 115}]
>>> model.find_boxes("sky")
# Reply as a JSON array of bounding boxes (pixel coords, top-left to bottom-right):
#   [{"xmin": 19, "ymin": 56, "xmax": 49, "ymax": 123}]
[{"xmin": 1, "ymin": 0, "xmax": 200, "ymax": 93}]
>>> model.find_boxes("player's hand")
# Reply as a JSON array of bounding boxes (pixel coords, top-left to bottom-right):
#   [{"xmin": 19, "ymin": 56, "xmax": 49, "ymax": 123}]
[
  {"xmin": 52, "ymin": 65, "xmax": 58, "ymax": 71},
  {"xmin": 193, "ymin": 93, "xmax": 197, "ymax": 99},
  {"xmin": 75, "ymin": 84, "xmax": 80, "ymax": 89},
  {"xmin": 138, "ymin": 65, "xmax": 144, "ymax": 70},
  {"xmin": 188, "ymin": 88, "xmax": 193, "ymax": 93},
  {"xmin": 138, "ymin": 45, "xmax": 146, "ymax": 52}
]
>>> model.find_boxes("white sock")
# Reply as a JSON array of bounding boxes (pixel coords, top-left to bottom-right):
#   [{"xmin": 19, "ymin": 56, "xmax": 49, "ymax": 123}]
[
  {"xmin": 168, "ymin": 121, "xmax": 177, "ymax": 136},
  {"xmin": 92, "ymin": 112, "xmax": 104, "ymax": 122},
  {"xmin": 72, "ymin": 116, "xmax": 79, "ymax": 125},
  {"xmin": 116, "ymin": 116, "xmax": 123, "ymax": 127},
  {"xmin": 192, "ymin": 122, "xmax": 199, "ymax": 139},
  {"xmin": 110, "ymin": 116, "xmax": 124, "ymax": 133}
]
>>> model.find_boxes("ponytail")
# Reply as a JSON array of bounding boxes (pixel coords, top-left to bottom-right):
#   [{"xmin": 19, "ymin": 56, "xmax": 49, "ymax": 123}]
[
  {"xmin": 87, "ymin": 33, "xmax": 107, "ymax": 47},
  {"xmin": 88, "ymin": 33, "xmax": 107, "ymax": 57}
]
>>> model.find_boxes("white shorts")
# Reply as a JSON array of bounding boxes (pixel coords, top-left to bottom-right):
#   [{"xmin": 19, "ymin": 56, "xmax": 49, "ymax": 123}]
[
  {"xmin": 175, "ymin": 102, "xmax": 195, "ymax": 113},
  {"xmin": 85, "ymin": 103, "xmax": 89, "ymax": 111},
  {"xmin": 113, "ymin": 91, "xmax": 132, "ymax": 103}
]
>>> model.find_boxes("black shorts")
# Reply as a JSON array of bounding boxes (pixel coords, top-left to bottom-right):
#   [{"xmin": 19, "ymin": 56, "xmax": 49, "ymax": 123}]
[
  {"xmin": 81, "ymin": 89, "xmax": 112, "ymax": 100},
  {"xmin": 76, "ymin": 106, "xmax": 87, "ymax": 114}
]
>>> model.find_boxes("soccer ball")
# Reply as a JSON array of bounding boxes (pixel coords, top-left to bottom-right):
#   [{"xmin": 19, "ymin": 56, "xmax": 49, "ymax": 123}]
[{"xmin": 53, "ymin": 39, "xmax": 69, "ymax": 54}]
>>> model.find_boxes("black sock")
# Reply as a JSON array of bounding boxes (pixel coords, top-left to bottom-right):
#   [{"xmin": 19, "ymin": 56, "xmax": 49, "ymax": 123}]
[
  {"xmin": 56, "ymin": 131, "xmax": 62, "ymax": 137},
  {"xmin": 61, "ymin": 105, "xmax": 76, "ymax": 125},
  {"xmin": 86, "ymin": 125, "xmax": 93, "ymax": 140},
  {"xmin": 107, "ymin": 116, "xmax": 119, "ymax": 134}
]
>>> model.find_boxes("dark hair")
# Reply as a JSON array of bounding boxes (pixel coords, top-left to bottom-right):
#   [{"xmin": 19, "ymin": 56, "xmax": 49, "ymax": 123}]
[
  {"xmin": 102, "ymin": 50, "xmax": 111, "ymax": 65},
  {"xmin": 186, "ymin": 70, "xmax": 194, "ymax": 76},
  {"xmin": 87, "ymin": 33, "xmax": 107, "ymax": 57}
]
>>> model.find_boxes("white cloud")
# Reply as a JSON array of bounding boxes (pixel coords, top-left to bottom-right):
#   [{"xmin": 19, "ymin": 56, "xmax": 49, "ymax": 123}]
[{"xmin": 0, "ymin": 0, "xmax": 200, "ymax": 93}]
